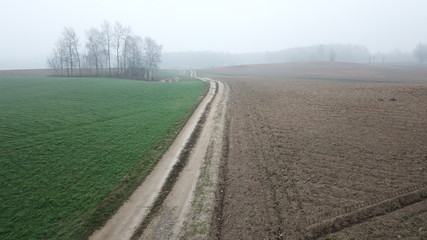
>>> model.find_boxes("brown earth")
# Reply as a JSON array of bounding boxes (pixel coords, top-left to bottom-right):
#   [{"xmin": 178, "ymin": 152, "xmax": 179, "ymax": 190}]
[
  {"xmin": 205, "ymin": 63, "xmax": 427, "ymax": 239},
  {"xmin": 0, "ymin": 69, "xmax": 54, "ymax": 76},
  {"xmin": 204, "ymin": 62, "xmax": 427, "ymax": 83}
]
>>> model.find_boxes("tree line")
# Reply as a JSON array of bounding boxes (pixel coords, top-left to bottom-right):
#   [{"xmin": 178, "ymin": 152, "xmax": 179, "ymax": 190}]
[
  {"xmin": 48, "ymin": 21, "xmax": 162, "ymax": 80},
  {"xmin": 265, "ymin": 44, "xmax": 371, "ymax": 63},
  {"xmin": 161, "ymin": 43, "xmax": 427, "ymax": 69}
]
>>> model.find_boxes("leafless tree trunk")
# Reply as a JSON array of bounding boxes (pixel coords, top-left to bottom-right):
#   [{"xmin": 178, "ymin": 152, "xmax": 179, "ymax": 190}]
[
  {"xmin": 58, "ymin": 27, "xmax": 81, "ymax": 77},
  {"xmin": 69, "ymin": 29, "xmax": 82, "ymax": 76},
  {"xmin": 113, "ymin": 22, "xmax": 131, "ymax": 77},
  {"xmin": 86, "ymin": 27, "xmax": 105, "ymax": 77},
  {"xmin": 47, "ymin": 49, "xmax": 61, "ymax": 76},
  {"xmin": 143, "ymin": 37, "xmax": 162, "ymax": 81},
  {"xmin": 124, "ymin": 35, "xmax": 144, "ymax": 79},
  {"xmin": 101, "ymin": 21, "xmax": 112, "ymax": 77},
  {"xmin": 114, "ymin": 22, "xmax": 123, "ymax": 77},
  {"xmin": 48, "ymin": 22, "xmax": 162, "ymax": 79},
  {"xmin": 48, "ymin": 38, "xmax": 67, "ymax": 77},
  {"xmin": 123, "ymin": 35, "xmax": 131, "ymax": 77}
]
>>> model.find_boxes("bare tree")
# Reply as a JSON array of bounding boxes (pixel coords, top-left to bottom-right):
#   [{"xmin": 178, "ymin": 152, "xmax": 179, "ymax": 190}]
[
  {"xmin": 48, "ymin": 21, "xmax": 163, "ymax": 80},
  {"xmin": 122, "ymin": 34, "xmax": 131, "ymax": 76},
  {"xmin": 414, "ymin": 43, "xmax": 427, "ymax": 63},
  {"xmin": 143, "ymin": 37, "xmax": 162, "ymax": 81},
  {"xmin": 48, "ymin": 38, "xmax": 67, "ymax": 76},
  {"xmin": 47, "ymin": 48, "xmax": 63, "ymax": 76},
  {"xmin": 124, "ymin": 35, "xmax": 144, "ymax": 79},
  {"xmin": 58, "ymin": 27, "xmax": 82, "ymax": 77},
  {"xmin": 48, "ymin": 28, "xmax": 80, "ymax": 77},
  {"xmin": 64, "ymin": 30, "xmax": 74, "ymax": 76},
  {"xmin": 101, "ymin": 20, "xmax": 113, "ymax": 77},
  {"xmin": 86, "ymin": 27, "xmax": 105, "ymax": 77},
  {"xmin": 113, "ymin": 22, "xmax": 131, "ymax": 77},
  {"xmin": 68, "ymin": 28, "xmax": 82, "ymax": 76}
]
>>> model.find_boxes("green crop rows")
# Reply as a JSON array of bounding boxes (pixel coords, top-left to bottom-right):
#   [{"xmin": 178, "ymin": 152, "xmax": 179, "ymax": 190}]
[{"xmin": 0, "ymin": 76, "xmax": 207, "ymax": 239}]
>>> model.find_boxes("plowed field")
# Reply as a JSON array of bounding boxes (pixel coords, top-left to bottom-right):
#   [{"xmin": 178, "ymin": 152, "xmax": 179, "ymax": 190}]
[{"xmin": 205, "ymin": 63, "xmax": 427, "ymax": 239}]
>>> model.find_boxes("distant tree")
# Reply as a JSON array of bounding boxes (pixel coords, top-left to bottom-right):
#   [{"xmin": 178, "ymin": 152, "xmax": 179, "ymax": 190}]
[
  {"xmin": 66, "ymin": 28, "xmax": 82, "ymax": 76},
  {"xmin": 47, "ymin": 45, "xmax": 65, "ymax": 76},
  {"xmin": 48, "ymin": 28, "xmax": 81, "ymax": 77},
  {"xmin": 264, "ymin": 44, "xmax": 370, "ymax": 63},
  {"xmin": 124, "ymin": 35, "xmax": 144, "ymax": 79},
  {"xmin": 86, "ymin": 27, "xmax": 105, "ymax": 77},
  {"xmin": 414, "ymin": 43, "xmax": 427, "ymax": 63},
  {"xmin": 47, "ymin": 38, "xmax": 67, "ymax": 76},
  {"xmin": 113, "ymin": 22, "xmax": 131, "ymax": 76},
  {"xmin": 143, "ymin": 37, "xmax": 162, "ymax": 81},
  {"xmin": 62, "ymin": 27, "xmax": 82, "ymax": 77},
  {"xmin": 122, "ymin": 35, "xmax": 131, "ymax": 76},
  {"xmin": 48, "ymin": 21, "xmax": 162, "ymax": 80},
  {"xmin": 101, "ymin": 20, "xmax": 113, "ymax": 77}
]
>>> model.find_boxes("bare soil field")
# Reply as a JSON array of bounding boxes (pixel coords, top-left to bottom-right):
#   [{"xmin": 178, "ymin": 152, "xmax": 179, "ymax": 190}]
[
  {"xmin": 0, "ymin": 69, "xmax": 54, "ymax": 76},
  {"xmin": 204, "ymin": 63, "xmax": 427, "ymax": 239},
  {"xmin": 205, "ymin": 62, "xmax": 427, "ymax": 83}
]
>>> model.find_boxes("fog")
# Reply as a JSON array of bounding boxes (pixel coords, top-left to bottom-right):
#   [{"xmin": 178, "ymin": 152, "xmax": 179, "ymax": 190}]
[{"xmin": 0, "ymin": 0, "xmax": 426, "ymax": 69}]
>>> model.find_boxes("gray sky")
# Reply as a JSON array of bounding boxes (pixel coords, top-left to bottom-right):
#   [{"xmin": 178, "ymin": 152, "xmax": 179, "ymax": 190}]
[{"xmin": 1, "ymin": 0, "xmax": 426, "ymax": 69}]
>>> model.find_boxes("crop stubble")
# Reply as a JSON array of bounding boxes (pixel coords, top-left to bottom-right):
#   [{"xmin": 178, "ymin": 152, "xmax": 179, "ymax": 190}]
[{"xmin": 216, "ymin": 71, "xmax": 427, "ymax": 239}]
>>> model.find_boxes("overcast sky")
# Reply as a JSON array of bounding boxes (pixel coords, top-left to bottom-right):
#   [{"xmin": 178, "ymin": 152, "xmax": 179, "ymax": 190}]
[{"xmin": 1, "ymin": 0, "xmax": 426, "ymax": 69}]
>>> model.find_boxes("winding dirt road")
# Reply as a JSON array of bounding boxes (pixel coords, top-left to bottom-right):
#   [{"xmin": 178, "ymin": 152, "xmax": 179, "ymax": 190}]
[{"xmin": 90, "ymin": 77, "xmax": 226, "ymax": 240}]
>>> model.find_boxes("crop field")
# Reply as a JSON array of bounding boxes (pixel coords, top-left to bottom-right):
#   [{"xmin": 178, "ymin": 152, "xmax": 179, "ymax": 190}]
[
  {"xmin": 0, "ymin": 76, "xmax": 207, "ymax": 240},
  {"xmin": 203, "ymin": 63, "xmax": 427, "ymax": 239}
]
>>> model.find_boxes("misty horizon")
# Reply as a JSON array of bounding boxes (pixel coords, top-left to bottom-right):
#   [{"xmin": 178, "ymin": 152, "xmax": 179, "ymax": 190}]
[{"xmin": 1, "ymin": 0, "xmax": 426, "ymax": 70}]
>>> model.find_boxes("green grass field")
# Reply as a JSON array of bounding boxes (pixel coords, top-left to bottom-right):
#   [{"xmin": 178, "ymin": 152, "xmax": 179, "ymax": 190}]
[{"xmin": 0, "ymin": 76, "xmax": 208, "ymax": 240}]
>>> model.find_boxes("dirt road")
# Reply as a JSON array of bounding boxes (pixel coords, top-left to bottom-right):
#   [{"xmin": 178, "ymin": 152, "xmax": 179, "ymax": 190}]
[
  {"xmin": 138, "ymin": 79, "xmax": 227, "ymax": 239},
  {"xmin": 89, "ymin": 78, "xmax": 222, "ymax": 240}
]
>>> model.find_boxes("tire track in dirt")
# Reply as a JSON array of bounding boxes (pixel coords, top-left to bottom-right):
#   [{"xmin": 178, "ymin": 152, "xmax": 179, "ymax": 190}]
[
  {"xmin": 135, "ymin": 78, "xmax": 226, "ymax": 240},
  {"xmin": 178, "ymin": 78, "xmax": 229, "ymax": 240},
  {"xmin": 305, "ymin": 186, "xmax": 427, "ymax": 239}
]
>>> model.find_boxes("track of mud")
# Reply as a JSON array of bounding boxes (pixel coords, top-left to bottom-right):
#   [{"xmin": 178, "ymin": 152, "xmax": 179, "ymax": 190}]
[{"xmin": 137, "ymin": 79, "xmax": 226, "ymax": 239}]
